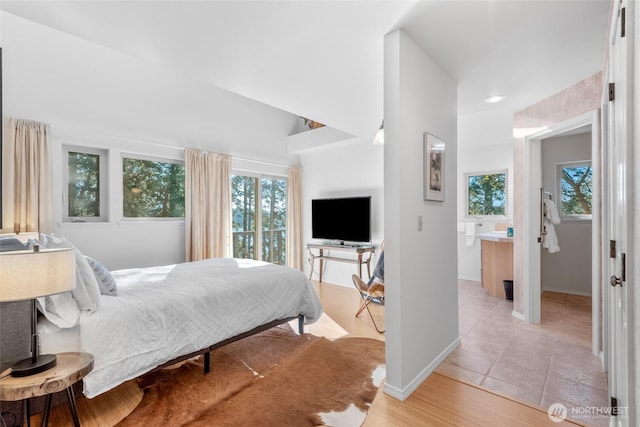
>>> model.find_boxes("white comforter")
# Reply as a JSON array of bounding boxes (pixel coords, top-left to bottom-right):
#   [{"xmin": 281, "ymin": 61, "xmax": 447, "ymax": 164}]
[{"xmin": 42, "ymin": 258, "xmax": 322, "ymax": 398}]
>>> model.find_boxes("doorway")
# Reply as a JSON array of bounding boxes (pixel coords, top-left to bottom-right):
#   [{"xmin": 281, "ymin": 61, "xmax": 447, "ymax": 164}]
[{"xmin": 524, "ymin": 110, "xmax": 602, "ymax": 359}]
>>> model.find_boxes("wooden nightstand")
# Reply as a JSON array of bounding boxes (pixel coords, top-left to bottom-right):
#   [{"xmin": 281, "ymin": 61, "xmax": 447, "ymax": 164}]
[{"xmin": 0, "ymin": 352, "xmax": 94, "ymax": 427}]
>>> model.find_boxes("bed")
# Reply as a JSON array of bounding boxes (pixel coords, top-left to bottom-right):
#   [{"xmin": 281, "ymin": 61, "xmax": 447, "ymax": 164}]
[{"xmin": 38, "ymin": 256, "xmax": 323, "ymax": 398}]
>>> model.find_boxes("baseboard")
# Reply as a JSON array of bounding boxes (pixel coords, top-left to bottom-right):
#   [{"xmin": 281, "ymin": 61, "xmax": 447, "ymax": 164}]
[
  {"xmin": 458, "ymin": 275, "xmax": 481, "ymax": 282},
  {"xmin": 383, "ymin": 336, "xmax": 461, "ymax": 401},
  {"xmin": 542, "ymin": 287, "xmax": 592, "ymax": 297},
  {"xmin": 512, "ymin": 310, "xmax": 525, "ymax": 321}
]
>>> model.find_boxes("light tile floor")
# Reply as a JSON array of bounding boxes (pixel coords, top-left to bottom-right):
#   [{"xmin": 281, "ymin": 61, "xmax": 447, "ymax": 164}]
[{"xmin": 436, "ymin": 280, "xmax": 609, "ymax": 427}]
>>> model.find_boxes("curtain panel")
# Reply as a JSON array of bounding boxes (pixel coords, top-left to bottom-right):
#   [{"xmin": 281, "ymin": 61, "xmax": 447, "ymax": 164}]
[
  {"xmin": 185, "ymin": 149, "xmax": 231, "ymax": 261},
  {"xmin": 286, "ymin": 166, "xmax": 303, "ymax": 270},
  {"xmin": 1, "ymin": 118, "xmax": 53, "ymax": 234}
]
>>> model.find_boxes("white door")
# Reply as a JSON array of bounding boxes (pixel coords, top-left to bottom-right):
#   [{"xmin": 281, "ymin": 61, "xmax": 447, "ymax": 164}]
[{"xmin": 606, "ymin": 0, "xmax": 632, "ymax": 424}]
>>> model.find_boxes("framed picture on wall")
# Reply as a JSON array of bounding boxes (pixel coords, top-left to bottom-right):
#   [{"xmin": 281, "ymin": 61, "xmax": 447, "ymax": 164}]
[{"xmin": 424, "ymin": 132, "xmax": 445, "ymax": 201}]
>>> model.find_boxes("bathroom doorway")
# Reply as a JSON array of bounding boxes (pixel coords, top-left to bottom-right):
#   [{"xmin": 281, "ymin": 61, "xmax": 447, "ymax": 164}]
[{"xmin": 523, "ymin": 110, "xmax": 602, "ymax": 359}]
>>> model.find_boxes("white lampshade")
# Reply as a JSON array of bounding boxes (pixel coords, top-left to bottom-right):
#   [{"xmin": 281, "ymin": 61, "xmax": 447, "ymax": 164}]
[{"xmin": 0, "ymin": 248, "xmax": 76, "ymax": 302}]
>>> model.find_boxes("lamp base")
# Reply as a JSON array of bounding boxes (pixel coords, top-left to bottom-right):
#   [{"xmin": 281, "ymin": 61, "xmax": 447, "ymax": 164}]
[{"xmin": 10, "ymin": 353, "xmax": 57, "ymax": 377}]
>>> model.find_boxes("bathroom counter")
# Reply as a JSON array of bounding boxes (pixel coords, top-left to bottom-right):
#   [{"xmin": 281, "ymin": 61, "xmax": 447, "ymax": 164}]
[
  {"xmin": 479, "ymin": 233, "xmax": 513, "ymax": 299},
  {"xmin": 478, "ymin": 231, "xmax": 514, "ymax": 243}
]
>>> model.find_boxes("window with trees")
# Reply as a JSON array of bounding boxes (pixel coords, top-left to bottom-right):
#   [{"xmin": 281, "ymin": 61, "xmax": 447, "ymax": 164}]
[
  {"xmin": 231, "ymin": 174, "xmax": 287, "ymax": 265},
  {"xmin": 64, "ymin": 146, "xmax": 108, "ymax": 222},
  {"xmin": 122, "ymin": 156, "xmax": 185, "ymax": 218},
  {"xmin": 466, "ymin": 170, "xmax": 508, "ymax": 217},
  {"xmin": 556, "ymin": 161, "xmax": 592, "ymax": 219}
]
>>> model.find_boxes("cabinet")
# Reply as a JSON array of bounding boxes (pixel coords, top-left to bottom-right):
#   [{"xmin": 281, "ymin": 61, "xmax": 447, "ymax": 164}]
[{"xmin": 480, "ymin": 237, "xmax": 513, "ymax": 299}]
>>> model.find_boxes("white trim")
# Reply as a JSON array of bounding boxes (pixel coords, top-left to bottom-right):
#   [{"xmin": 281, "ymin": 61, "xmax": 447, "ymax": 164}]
[
  {"xmin": 541, "ymin": 287, "xmax": 593, "ymax": 297},
  {"xmin": 383, "ymin": 337, "xmax": 460, "ymax": 401},
  {"xmin": 524, "ymin": 109, "xmax": 601, "ymax": 357},
  {"xmin": 512, "ymin": 310, "xmax": 525, "ymax": 321},
  {"xmin": 457, "ymin": 275, "xmax": 481, "ymax": 282}
]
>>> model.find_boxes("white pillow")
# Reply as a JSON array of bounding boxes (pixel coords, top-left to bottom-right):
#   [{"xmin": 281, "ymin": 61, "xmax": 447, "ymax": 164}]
[
  {"xmin": 75, "ymin": 251, "xmax": 102, "ymax": 311},
  {"xmin": 40, "ymin": 234, "xmax": 102, "ymax": 312},
  {"xmin": 37, "ymin": 293, "xmax": 80, "ymax": 328},
  {"xmin": 86, "ymin": 256, "xmax": 118, "ymax": 296}
]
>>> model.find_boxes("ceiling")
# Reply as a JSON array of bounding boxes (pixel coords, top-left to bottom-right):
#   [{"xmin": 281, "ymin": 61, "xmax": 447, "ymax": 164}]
[{"xmin": 0, "ymin": 0, "xmax": 612, "ymax": 143}]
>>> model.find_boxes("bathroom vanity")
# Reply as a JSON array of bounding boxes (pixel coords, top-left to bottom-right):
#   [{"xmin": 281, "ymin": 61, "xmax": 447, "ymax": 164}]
[{"xmin": 478, "ymin": 231, "xmax": 514, "ymax": 299}]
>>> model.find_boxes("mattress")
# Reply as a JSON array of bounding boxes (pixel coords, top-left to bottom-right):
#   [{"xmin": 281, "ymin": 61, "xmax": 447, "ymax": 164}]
[{"xmin": 40, "ymin": 257, "xmax": 323, "ymax": 398}]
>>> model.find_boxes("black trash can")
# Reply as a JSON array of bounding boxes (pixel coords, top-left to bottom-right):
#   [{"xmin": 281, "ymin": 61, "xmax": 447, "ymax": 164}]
[{"xmin": 503, "ymin": 280, "xmax": 513, "ymax": 301}]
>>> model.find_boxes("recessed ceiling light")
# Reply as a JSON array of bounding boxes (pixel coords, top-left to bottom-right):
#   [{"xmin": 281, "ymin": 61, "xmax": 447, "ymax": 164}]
[{"xmin": 485, "ymin": 95, "xmax": 505, "ymax": 103}]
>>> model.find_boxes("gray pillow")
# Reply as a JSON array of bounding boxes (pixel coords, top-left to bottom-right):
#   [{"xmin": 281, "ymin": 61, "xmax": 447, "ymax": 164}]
[
  {"xmin": 0, "ymin": 237, "xmax": 27, "ymax": 252},
  {"xmin": 86, "ymin": 256, "xmax": 118, "ymax": 296}
]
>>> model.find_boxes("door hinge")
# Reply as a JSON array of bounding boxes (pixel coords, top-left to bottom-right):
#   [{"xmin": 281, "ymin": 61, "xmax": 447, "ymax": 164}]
[
  {"xmin": 622, "ymin": 253, "xmax": 626, "ymax": 281},
  {"xmin": 611, "ymin": 396, "xmax": 619, "ymax": 416},
  {"xmin": 610, "ymin": 240, "xmax": 617, "ymax": 258},
  {"xmin": 621, "ymin": 7, "xmax": 626, "ymax": 38},
  {"xmin": 609, "ymin": 83, "xmax": 615, "ymax": 101}
]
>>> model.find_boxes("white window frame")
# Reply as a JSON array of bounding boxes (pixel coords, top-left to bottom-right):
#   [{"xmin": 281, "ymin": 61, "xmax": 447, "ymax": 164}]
[
  {"xmin": 464, "ymin": 169, "xmax": 508, "ymax": 219},
  {"xmin": 62, "ymin": 145, "xmax": 108, "ymax": 223},
  {"xmin": 231, "ymin": 170, "xmax": 288, "ymax": 263},
  {"xmin": 556, "ymin": 160, "xmax": 593, "ymax": 221},
  {"xmin": 121, "ymin": 153, "xmax": 185, "ymax": 221}
]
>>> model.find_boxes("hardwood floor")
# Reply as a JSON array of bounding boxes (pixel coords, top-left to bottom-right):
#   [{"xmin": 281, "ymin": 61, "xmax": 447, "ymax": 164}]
[
  {"xmin": 33, "ymin": 278, "xmax": 596, "ymax": 426},
  {"xmin": 315, "ymin": 280, "xmax": 585, "ymax": 426}
]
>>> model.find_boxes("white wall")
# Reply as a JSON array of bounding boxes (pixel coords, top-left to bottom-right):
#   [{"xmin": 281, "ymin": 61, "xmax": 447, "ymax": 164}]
[
  {"xmin": 456, "ymin": 108, "xmax": 514, "ymax": 281},
  {"xmin": 383, "ymin": 29, "xmax": 458, "ymax": 400},
  {"xmin": 299, "ymin": 139, "xmax": 384, "ymax": 286},
  {"xmin": 540, "ymin": 132, "xmax": 592, "ymax": 295},
  {"xmin": 2, "ymin": 13, "xmax": 301, "ymax": 269}
]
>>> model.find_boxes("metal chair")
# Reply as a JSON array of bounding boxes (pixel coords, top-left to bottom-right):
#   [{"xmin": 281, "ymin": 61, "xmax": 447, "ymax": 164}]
[{"xmin": 352, "ymin": 274, "xmax": 385, "ymax": 334}]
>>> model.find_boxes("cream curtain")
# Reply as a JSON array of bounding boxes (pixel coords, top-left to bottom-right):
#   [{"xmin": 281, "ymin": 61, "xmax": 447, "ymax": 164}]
[
  {"xmin": 2, "ymin": 118, "xmax": 53, "ymax": 234},
  {"xmin": 286, "ymin": 166, "xmax": 303, "ymax": 270},
  {"xmin": 185, "ymin": 149, "xmax": 231, "ymax": 261}
]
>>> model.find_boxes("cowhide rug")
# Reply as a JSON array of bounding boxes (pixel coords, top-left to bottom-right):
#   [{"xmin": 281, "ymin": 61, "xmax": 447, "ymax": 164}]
[{"xmin": 116, "ymin": 325, "xmax": 385, "ymax": 426}]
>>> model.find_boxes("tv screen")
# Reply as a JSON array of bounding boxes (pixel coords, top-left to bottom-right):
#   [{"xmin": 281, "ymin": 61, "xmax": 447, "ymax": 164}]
[{"xmin": 311, "ymin": 196, "xmax": 371, "ymax": 243}]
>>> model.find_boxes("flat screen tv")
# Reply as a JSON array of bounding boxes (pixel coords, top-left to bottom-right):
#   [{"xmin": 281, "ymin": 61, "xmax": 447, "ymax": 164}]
[{"xmin": 311, "ymin": 196, "xmax": 371, "ymax": 244}]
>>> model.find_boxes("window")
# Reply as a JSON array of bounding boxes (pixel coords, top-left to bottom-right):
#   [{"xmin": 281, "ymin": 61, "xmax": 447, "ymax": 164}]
[
  {"xmin": 556, "ymin": 161, "xmax": 592, "ymax": 219},
  {"xmin": 231, "ymin": 174, "xmax": 287, "ymax": 265},
  {"xmin": 64, "ymin": 146, "xmax": 108, "ymax": 222},
  {"xmin": 122, "ymin": 156, "xmax": 185, "ymax": 218},
  {"xmin": 465, "ymin": 170, "xmax": 507, "ymax": 217}
]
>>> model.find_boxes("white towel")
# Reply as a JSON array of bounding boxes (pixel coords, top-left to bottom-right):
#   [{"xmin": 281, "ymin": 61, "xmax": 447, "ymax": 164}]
[
  {"xmin": 542, "ymin": 199, "xmax": 561, "ymax": 253},
  {"xmin": 465, "ymin": 223, "xmax": 476, "ymax": 247},
  {"xmin": 542, "ymin": 222, "xmax": 560, "ymax": 253},
  {"xmin": 543, "ymin": 199, "xmax": 561, "ymax": 225}
]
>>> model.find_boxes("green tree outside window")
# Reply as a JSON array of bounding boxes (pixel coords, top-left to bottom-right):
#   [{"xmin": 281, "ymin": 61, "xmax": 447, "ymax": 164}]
[
  {"xmin": 232, "ymin": 174, "xmax": 287, "ymax": 265},
  {"xmin": 123, "ymin": 158, "xmax": 185, "ymax": 217},
  {"xmin": 558, "ymin": 162, "xmax": 592, "ymax": 217},
  {"xmin": 68, "ymin": 152, "xmax": 100, "ymax": 217},
  {"xmin": 466, "ymin": 171, "xmax": 507, "ymax": 216}
]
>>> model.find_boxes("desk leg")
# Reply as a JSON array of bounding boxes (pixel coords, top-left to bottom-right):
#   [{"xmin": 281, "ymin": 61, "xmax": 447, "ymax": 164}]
[
  {"xmin": 357, "ymin": 253, "xmax": 363, "ymax": 278},
  {"xmin": 308, "ymin": 251, "xmax": 315, "ymax": 280},
  {"xmin": 366, "ymin": 258, "xmax": 371, "ymax": 279},
  {"xmin": 66, "ymin": 387, "xmax": 80, "ymax": 427},
  {"xmin": 318, "ymin": 249, "xmax": 324, "ymax": 283}
]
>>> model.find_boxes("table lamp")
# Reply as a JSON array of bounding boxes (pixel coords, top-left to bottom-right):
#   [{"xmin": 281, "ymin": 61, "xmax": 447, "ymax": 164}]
[{"xmin": 0, "ymin": 247, "xmax": 76, "ymax": 377}]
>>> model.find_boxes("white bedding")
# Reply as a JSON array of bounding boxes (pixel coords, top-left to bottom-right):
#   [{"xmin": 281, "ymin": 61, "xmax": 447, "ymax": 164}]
[{"xmin": 40, "ymin": 258, "xmax": 323, "ymax": 398}]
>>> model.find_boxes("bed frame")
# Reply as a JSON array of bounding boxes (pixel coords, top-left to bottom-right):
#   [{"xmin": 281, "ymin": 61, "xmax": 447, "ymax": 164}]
[
  {"xmin": 0, "ymin": 315, "xmax": 305, "ymax": 427},
  {"xmin": 151, "ymin": 315, "xmax": 305, "ymax": 374}
]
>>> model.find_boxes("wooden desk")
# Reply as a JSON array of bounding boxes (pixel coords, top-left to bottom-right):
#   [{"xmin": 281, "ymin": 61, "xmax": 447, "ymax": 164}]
[
  {"xmin": 307, "ymin": 244, "xmax": 375, "ymax": 283},
  {"xmin": 0, "ymin": 352, "xmax": 94, "ymax": 427}
]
